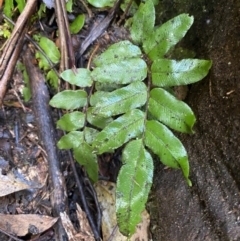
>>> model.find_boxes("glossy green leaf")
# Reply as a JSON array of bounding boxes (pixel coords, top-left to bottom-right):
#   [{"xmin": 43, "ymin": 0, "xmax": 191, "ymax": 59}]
[
  {"xmin": 91, "ymin": 59, "xmax": 147, "ymax": 84},
  {"xmin": 116, "ymin": 139, "xmax": 153, "ymax": 236},
  {"xmin": 145, "ymin": 14, "xmax": 194, "ymax": 59},
  {"xmin": 87, "ymin": 0, "xmax": 116, "ymax": 8},
  {"xmin": 149, "ymin": 88, "xmax": 196, "ymax": 133},
  {"xmin": 57, "ymin": 111, "xmax": 85, "ymax": 131},
  {"xmin": 87, "ymin": 107, "xmax": 113, "ymax": 129},
  {"xmin": 130, "ymin": 0, "xmax": 155, "ymax": 45},
  {"xmin": 38, "ymin": 37, "xmax": 60, "ymax": 64},
  {"xmin": 60, "ymin": 68, "xmax": 92, "ymax": 87},
  {"xmin": 151, "ymin": 59, "xmax": 212, "ymax": 87},
  {"xmin": 95, "ymin": 82, "xmax": 122, "ymax": 92},
  {"xmin": 90, "ymin": 82, "xmax": 147, "ymax": 117},
  {"xmin": 70, "ymin": 14, "xmax": 85, "ymax": 34},
  {"xmin": 74, "ymin": 142, "xmax": 98, "ymax": 183},
  {"xmin": 49, "ymin": 90, "xmax": 87, "ymax": 110},
  {"xmin": 57, "ymin": 131, "xmax": 83, "ymax": 149},
  {"xmin": 84, "ymin": 127, "xmax": 99, "ymax": 144},
  {"xmin": 92, "ymin": 109, "xmax": 145, "ymax": 154},
  {"xmin": 93, "ymin": 41, "xmax": 142, "ymax": 67},
  {"xmin": 144, "ymin": 120, "xmax": 191, "ymax": 186}
]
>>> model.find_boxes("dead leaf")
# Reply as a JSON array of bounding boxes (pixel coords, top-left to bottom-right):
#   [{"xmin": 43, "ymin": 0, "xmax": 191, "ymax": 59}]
[
  {"xmin": 0, "ymin": 214, "xmax": 58, "ymax": 236},
  {"xmin": 0, "ymin": 169, "xmax": 40, "ymax": 197},
  {"xmin": 60, "ymin": 204, "xmax": 94, "ymax": 241},
  {"xmin": 94, "ymin": 181, "xmax": 150, "ymax": 241}
]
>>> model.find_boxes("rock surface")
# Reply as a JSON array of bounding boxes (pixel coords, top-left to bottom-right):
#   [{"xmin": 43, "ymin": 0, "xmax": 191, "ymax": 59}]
[{"xmin": 150, "ymin": 1, "xmax": 240, "ymax": 240}]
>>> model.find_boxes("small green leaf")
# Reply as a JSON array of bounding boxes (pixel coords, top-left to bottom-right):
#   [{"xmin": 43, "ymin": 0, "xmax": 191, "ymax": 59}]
[
  {"xmin": 116, "ymin": 139, "xmax": 153, "ymax": 236},
  {"xmin": 149, "ymin": 88, "xmax": 196, "ymax": 133},
  {"xmin": 4, "ymin": 0, "xmax": 14, "ymax": 18},
  {"xmin": 87, "ymin": 107, "xmax": 113, "ymax": 129},
  {"xmin": 17, "ymin": 63, "xmax": 31, "ymax": 102},
  {"xmin": 145, "ymin": 14, "xmax": 194, "ymax": 59},
  {"xmin": 74, "ymin": 142, "xmax": 98, "ymax": 183},
  {"xmin": 35, "ymin": 51, "xmax": 50, "ymax": 70},
  {"xmin": 92, "ymin": 109, "xmax": 145, "ymax": 154},
  {"xmin": 93, "ymin": 41, "xmax": 142, "ymax": 67},
  {"xmin": 87, "ymin": 0, "xmax": 116, "ymax": 8},
  {"xmin": 49, "ymin": 90, "xmax": 87, "ymax": 110},
  {"xmin": 151, "ymin": 59, "xmax": 212, "ymax": 87},
  {"xmin": 57, "ymin": 111, "xmax": 85, "ymax": 131},
  {"xmin": 70, "ymin": 14, "xmax": 85, "ymax": 34},
  {"xmin": 91, "ymin": 82, "xmax": 147, "ymax": 117},
  {"xmin": 91, "ymin": 59, "xmax": 147, "ymax": 84},
  {"xmin": 38, "ymin": 36, "xmax": 60, "ymax": 64},
  {"xmin": 46, "ymin": 70, "xmax": 58, "ymax": 90},
  {"xmin": 130, "ymin": 0, "xmax": 155, "ymax": 45},
  {"xmin": 60, "ymin": 68, "xmax": 92, "ymax": 87},
  {"xmin": 16, "ymin": 0, "xmax": 26, "ymax": 12},
  {"xmin": 144, "ymin": 120, "xmax": 191, "ymax": 185},
  {"xmin": 66, "ymin": 0, "xmax": 73, "ymax": 12},
  {"xmin": 57, "ymin": 131, "xmax": 83, "ymax": 149}
]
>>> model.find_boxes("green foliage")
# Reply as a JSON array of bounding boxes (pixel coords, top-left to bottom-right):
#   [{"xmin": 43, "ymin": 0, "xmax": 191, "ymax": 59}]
[
  {"xmin": 0, "ymin": 23, "xmax": 11, "ymax": 39},
  {"xmin": 87, "ymin": 0, "xmax": 116, "ymax": 8},
  {"xmin": 17, "ymin": 62, "xmax": 31, "ymax": 102},
  {"xmin": 3, "ymin": 0, "xmax": 14, "ymax": 18},
  {"xmin": 70, "ymin": 14, "xmax": 85, "ymax": 34},
  {"xmin": 50, "ymin": 0, "xmax": 212, "ymax": 238},
  {"xmin": 34, "ymin": 36, "xmax": 60, "ymax": 90},
  {"xmin": 4, "ymin": 0, "xmax": 26, "ymax": 18}
]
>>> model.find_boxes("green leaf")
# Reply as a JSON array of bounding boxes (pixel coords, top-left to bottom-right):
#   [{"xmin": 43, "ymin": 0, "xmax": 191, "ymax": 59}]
[
  {"xmin": 95, "ymin": 82, "xmax": 122, "ymax": 92},
  {"xmin": 90, "ymin": 82, "xmax": 147, "ymax": 117},
  {"xmin": 87, "ymin": 107, "xmax": 113, "ymax": 129},
  {"xmin": 74, "ymin": 142, "xmax": 98, "ymax": 183},
  {"xmin": 18, "ymin": 63, "xmax": 31, "ymax": 102},
  {"xmin": 130, "ymin": 0, "xmax": 155, "ymax": 45},
  {"xmin": 151, "ymin": 59, "xmax": 212, "ymax": 87},
  {"xmin": 35, "ymin": 51, "xmax": 50, "ymax": 70},
  {"xmin": 84, "ymin": 127, "xmax": 99, "ymax": 145},
  {"xmin": 87, "ymin": 0, "xmax": 116, "ymax": 8},
  {"xmin": 16, "ymin": 0, "xmax": 26, "ymax": 12},
  {"xmin": 91, "ymin": 59, "xmax": 147, "ymax": 84},
  {"xmin": 70, "ymin": 14, "xmax": 85, "ymax": 34},
  {"xmin": 93, "ymin": 41, "xmax": 142, "ymax": 67},
  {"xmin": 144, "ymin": 14, "xmax": 194, "ymax": 59},
  {"xmin": 57, "ymin": 111, "xmax": 85, "ymax": 131},
  {"xmin": 46, "ymin": 69, "xmax": 58, "ymax": 90},
  {"xmin": 66, "ymin": 0, "xmax": 73, "ymax": 12},
  {"xmin": 116, "ymin": 139, "xmax": 153, "ymax": 236},
  {"xmin": 49, "ymin": 90, "xmax": 87, "ymax": 110},
  {"xmin": 92, "ymin": 109, "xmax": 145, "ymax": 154},
  {"xmin": 38, "ymin": 36, "xmax": 60, "ymax": 64},
  {"xmin": 4, "ymin": 0, "xmax": 14, "ymax": 18},
  {"xmin": 60, "ymin": 68, "xmax": 92, "ymax": 87},
  {"xmin": 144, "ymin": 120, "xmax": 191, "ymax": 186},
  {"xmin": 149, "ymin": 88, "xmax": 196, "ymax": 133},
  {"xmin": 57, "ymin": 131, "xmax": 83, "ymax": 149}
]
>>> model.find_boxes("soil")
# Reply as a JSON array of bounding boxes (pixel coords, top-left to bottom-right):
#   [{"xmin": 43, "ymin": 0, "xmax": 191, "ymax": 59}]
[{"xmin": 149, "ymin": 0, "xmax": 240, "ymax": 240}]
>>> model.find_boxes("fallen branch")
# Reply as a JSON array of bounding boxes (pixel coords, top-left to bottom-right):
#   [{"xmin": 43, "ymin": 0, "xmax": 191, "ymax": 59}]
[
  {"xmin": 23, "ymin": 48, "xmax": 68, "ymax": 241},
  {"xmin": 0, "ymin": 0, "xmax": 37, "ymax": 106}
]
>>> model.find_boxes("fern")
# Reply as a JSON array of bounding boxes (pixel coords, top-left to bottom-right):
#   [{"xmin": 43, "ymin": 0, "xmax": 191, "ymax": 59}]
[{"xmin": 49, "ymin": 0, "xmax": 212, "ymax": 237}]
